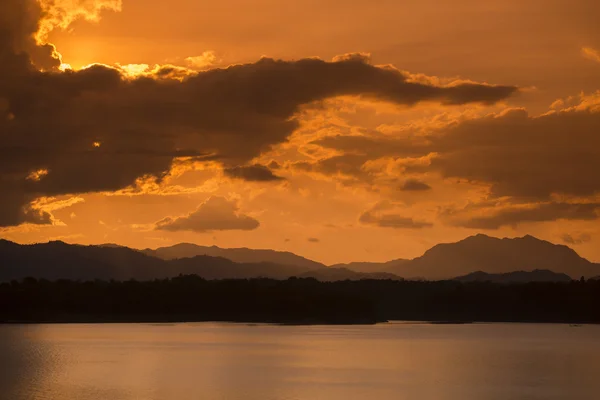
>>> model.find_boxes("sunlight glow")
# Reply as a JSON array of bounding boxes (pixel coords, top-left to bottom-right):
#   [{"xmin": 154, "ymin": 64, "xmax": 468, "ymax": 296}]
[{"xmin": 27, "ymin": 169, "xmax": 49, "ymax": 182}]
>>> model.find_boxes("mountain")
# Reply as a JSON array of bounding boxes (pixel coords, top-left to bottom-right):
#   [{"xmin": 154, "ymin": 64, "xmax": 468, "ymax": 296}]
[
  {"xmin": 2, "ymin": 234, "xmax": 599, "ymax": 282},
  {"xmin": 388, "ymin": 234, "xmax": 600, "ymax": 280},
  {"xmin": 298, "ymin": 267, "xmax": 402, "ymax": 282},
  {"xmin": 168, "ymin": 256, "xmax": 313, "ymax": 280},
  {"xmin": 0, "ymin": 240, "xmax": 321, "ymax": 282},
  {"xmin": 0, "ymin": 239, "xmax": 168, "ymax": 281},
  {"xmin": 0, "ymin": 240, "xmax": 347, "ymax": 282},
  {"xmin": 329, "ymin": 259, "xmax": 408, "ymax": 274},
  {"xmin": 142, "ymin": 243, "xmax": 325, "ymax": 270},
  {"xmin": 454, "ymin": 269, "xmax": 572, "ymax": 283}
]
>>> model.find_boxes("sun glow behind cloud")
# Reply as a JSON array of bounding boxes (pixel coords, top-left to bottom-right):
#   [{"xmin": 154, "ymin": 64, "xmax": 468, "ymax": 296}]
[
  {"xmin": 35, "ymin": 0, "xmax": 122, "ymax": 43},
  {"xmin": 32, "ymin": 0, "xmax": 122, "ymax": 67}
]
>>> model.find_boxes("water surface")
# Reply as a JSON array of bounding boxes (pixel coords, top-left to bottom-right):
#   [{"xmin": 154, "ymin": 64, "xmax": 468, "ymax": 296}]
[{"xmin": 1, "ymin": 323, "xmax": 598, "ymax": 400}]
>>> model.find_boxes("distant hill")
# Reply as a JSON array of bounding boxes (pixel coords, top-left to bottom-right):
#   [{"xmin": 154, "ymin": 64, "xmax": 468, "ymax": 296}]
[
  {"xmin": 339, "ymin": 235, "xmax": 599, "ymax": 280},
  {"xmin": 142, "ymin": 243, "xmax": 325, "ymax": 270},
  {"xmin": 168, "ymin": 256, "xmax": 312, "ymax": 280},
  {"xmin": 0, "ymin": 240, "xmax": 318, "ymax": 282},
  {"xmin": 396, "ymin": 234, "xmax": 599, "ymax": 280},
  {"xmin": 0, "ymin": 240, "xmax": 374, "ymax": 282},
  {"xmin": 0, "ymin": 239, "xmax": 168, "ymax": 281},
  {"xmin": 454, "ymin": 270, "xmax": 572, "ymax": 283},
  {"xmin": 329, "ymin": 259, "xmax": 408, "ymax": 274},
  {"xmin": 2, "ymin": 234, "xmax": 599, "ymax": 282},
  {"xmin": 298, "ymin": 267, "xmax": 402, "ymax": 282}
]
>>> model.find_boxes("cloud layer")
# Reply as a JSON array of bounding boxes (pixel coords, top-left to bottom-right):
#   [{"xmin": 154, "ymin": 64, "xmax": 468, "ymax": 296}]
[
  {"xmin": 359, "ymin": 201, "xmax": 433, "ymax": 229},
  {"xmin": 304, "ymin": 95, "xmax": 600, "ymax": 227},
  {"xmin": 0, "ymin": 0, "xmax": 519, "ymax": 227}
]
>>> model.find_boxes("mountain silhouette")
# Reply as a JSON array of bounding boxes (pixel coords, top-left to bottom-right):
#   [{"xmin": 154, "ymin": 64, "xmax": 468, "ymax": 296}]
[
  {"xmin": 0, "ymin": 240, "xmax": 352, "ymax": 282},
  {"xmin": 330, "ymin": 259, "xmax": 409, "ymax": 274},
  {"xmin": 298, "ymin": 267, "xmax": 402, "ymax": 281},
  {"xmin": 454, "ymin": 269, "xmax": 572, "ymax": 283},
  {"xmin": 395, "ymin": 234, "xmax": 599, "ymax": 280},
  {"xmin": 1, "ymin": 234, "xmax": 598, "ymax": 282},
  {"xmin": 0, "ymin": 239, "xmax": 167, "ymax": 281},
  {"xmin": 333, "ymin": 235, "xmax": 599, "ymax": 279},
  {"xmin": 142, "ymin": 243, "xmax": 325, "ymax": 270}
]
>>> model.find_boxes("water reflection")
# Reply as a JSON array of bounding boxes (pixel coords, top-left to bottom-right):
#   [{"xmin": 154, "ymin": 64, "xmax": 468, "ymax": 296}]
[{"xmin": 0, "ymin": 323, "xmax": 599, "ymax": 400}]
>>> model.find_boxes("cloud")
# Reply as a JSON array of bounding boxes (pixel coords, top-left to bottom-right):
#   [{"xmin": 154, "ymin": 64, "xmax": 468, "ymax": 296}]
[
  {"xmin": 303, "ymin": 93, "xmax": 600, "ymax": 228},
  {"xmin": 186, "ymin": 51, "xmax": 218, "ymax": 70},
  {"xmin": 0, "ymin": 1, "xmax": 517, "ymax": 228},
  {"xmin": 224, "ymin": 165, "xmax": 284, "ymax": 182},
  {"xmin": 443, "ymin": 201, "xmax": 600, "ymax": 230},
  {"xmin": 35, "ymin": 0, "xmax": 122, "ymax": 43},
  {"xmin": 307, "ymin": 237, "xmax": 320, "ymax": 243},
  {"xmin": 0, "ymin": 0, "xmax": 519, "ymax": 227},
  {"xmin": 560, "ymin": 232, "xmax": 592, "ymax": 245},
  {"xmin": 582, "ymin": 47, "xmax": 600, "ymax": 63},
  {"xmin": 400, "ymin": 179, "xmax": 432, "ymax": 191},
  {"xmin": 155, "ymin": 196, "xmax": 260, "ymax": 233},
  {"xmin": 359, "ymin": 201, "xmax": 432, "ymax": 229},
  {"xmin": 427, "ymin": 105, "xmax": 600, "ymax": 200}
]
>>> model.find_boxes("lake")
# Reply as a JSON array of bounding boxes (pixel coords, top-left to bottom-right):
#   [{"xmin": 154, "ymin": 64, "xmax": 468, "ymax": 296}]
[{"xmin": 0, "ymin": 323, "xmax": 598, "ymax": 400}]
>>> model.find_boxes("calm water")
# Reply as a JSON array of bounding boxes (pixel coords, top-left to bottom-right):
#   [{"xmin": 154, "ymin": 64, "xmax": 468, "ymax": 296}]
[{"xmin": 0, "ymin": 323, "xmax": 599, "ymax": 400}]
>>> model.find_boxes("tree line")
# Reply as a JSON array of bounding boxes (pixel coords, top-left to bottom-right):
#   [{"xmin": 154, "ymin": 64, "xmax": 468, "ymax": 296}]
[{"xmin": 1, "ymin": 276, "xmax": 599, "ymax": 324}]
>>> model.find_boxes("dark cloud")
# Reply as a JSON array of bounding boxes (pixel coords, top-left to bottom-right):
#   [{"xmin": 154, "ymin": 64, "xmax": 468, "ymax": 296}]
[
  {"xmin": 313, "ymin": 135, "xmax": 426, "ymax": 159},
  {"xmin": 0, "ymin": 0, "xmax": 518, "ymax": 226},
  {"xmin": 267, "ymin": 160, "xmax": 281, "ymax": 170},
  {"xmin": 359, "ymin": 202, "xmax": 433, "ymax": 229},
  {"xmin": 293, "ymin": 155, "xmax": 371, "ymax": 182},
  {"xmin": 307, "ymin": 237, "xmax": 320, "ymax": 243},
  {"xmin": 400, "ymin": 179, "xmax": 432, "ymax": 191},
  {"xmin": 447, "ymin": 202, "xmax": 600, "ymax": 230},
  {"xmin": 561, "ymin": 232, "xmax": 592, "ymax": 245},
  {"xmin": 155, "ymin": 196, "xmax": 260, "ymax": 233},
  {"xmin": 224, "ymin": 164, "xmax": 284, "ymax": 182},
  {"xmin": 359, "ymin": 211, "xmax": 433, "ymax": 229},
  {"xmin": 428, "ymin": 108, "xmax": 600, "ymax": 200}
]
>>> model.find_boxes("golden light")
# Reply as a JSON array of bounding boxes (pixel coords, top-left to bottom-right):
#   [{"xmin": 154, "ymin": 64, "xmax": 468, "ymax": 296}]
[
  {"xmin": 582, "ymin": 47, "xmax": 600, "ymax": 64},
  {"xmin": 93, "ymin": 142, "xmax": 102, "ymax": 148},
  {"xmin": 27, "ymin": 169, "xmax": 49, "ymax": 182},
  {"xmin": 118, "ymin": 64, "xmax": 151, "ymax": 78},
  {"xmin": 185, "ymin": 51, "xmax": 218, "ymax": 70}
]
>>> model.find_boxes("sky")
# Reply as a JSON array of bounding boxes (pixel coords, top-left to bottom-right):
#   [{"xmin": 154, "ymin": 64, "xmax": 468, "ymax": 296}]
[{"xmin": 1, "ymin": 0, "xmax": 600, "ymax": 264}]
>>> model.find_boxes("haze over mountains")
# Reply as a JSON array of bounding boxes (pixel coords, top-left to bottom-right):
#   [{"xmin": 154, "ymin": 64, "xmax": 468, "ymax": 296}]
[{"xmin": 1, "ymin": 234, "xmax": 598, "ymax": 283}]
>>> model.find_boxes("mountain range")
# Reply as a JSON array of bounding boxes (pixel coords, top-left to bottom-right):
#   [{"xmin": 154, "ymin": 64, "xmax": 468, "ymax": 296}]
[
  {"xmin": 142, "ymin": 243, "xmax": 325, "ymax": 269},
  {"xmin": 453, "ymin": 270, "xmax": 573, "ymax": 283},
  {"xmin": 332, "ymin": 234, "xmax": 599, "ymax": 280},
  {"xmin": 1, "ymin": 234, "xmax": 598, "ymax": 282}
]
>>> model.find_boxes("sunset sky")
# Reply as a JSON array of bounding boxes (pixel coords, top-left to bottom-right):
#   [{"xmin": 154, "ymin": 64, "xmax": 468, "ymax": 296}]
[{"xmin": 1, "ymin": 0, "xmax": 600, "ymax": 264}]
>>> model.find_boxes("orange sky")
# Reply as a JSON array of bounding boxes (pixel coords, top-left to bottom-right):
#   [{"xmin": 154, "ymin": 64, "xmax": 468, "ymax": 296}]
[{"xmin": 1, "ymin": 0, "xmax": 600, "ymax": 264}]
